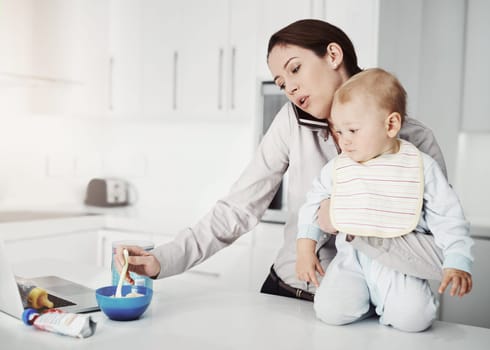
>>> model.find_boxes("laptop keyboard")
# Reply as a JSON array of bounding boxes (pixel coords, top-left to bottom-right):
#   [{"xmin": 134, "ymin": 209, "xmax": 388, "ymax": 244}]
[{"xmin": 48, "ymin": 294, "xmax": 76, "ymax": 308}]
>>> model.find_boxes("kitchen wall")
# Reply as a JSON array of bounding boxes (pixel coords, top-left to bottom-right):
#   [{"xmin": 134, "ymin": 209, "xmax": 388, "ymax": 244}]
[
  {"xmin": 99, "ymin": 117, "xmax": 256, "ymax": 232},
  {"xmin": 0, "ymin": 114, "xmax": 255, "ymax": 232},
  {"xmin": 0, "ymin": 0, "xmax": 488, "ymax": 230}
]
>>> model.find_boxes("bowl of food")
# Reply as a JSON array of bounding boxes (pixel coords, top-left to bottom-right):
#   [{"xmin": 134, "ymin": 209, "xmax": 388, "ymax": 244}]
[{"xmin": 95, "ymin": 285, "xmax": 153, "ymax": 321}]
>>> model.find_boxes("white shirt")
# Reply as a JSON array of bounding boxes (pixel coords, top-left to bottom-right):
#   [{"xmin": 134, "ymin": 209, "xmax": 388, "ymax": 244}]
[{"xmin": 152, "ymin": 102, "xmax": 450, "ymax": 291}]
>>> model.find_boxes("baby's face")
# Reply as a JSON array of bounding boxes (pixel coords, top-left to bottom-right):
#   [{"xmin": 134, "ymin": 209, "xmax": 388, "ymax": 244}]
[{"xmin": 330, "ymin": 97, "xmax": 396, "ymax": 163}]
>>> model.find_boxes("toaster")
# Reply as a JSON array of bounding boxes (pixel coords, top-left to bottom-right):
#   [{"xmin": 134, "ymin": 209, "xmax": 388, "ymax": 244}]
[{"xmin": 84, "ymin": 178, "xmax": 132, "ymax": 207}]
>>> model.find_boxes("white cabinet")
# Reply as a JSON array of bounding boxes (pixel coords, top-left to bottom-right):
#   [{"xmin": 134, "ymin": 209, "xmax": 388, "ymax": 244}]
[
  {"xmin": 218, "ymin": 0, "xmax": 258, "ymax": 119},
  {"xmin": 439, "ymin": 237, "xmax": 490, "ymax": 328},
  {"xmin": 175, "ymin": 0, "xmax": 228, "ymax": 117},
  {"xmin": 0, "ymin": 0, "xmax": 109, "ymax": 116},
  {"xmin": 141, "ymin": 0, "xmax": 256, "ymax": 119},
  {"xmin": 0, "ymin": 0, "xmax": 33, "ymax": 114},
  {"xmin": 98, "ymin": 228, "xmax": 254, "ymax": 292},
  {"xmin": 31, "ymin": 0, "xmax": 109, "ymax": 115},
  {"xmin": 324, "ymin": 0, "xmax": 379, "ymax": 69},
  {"xmin": 142, "ymin": 0, "xmax": 229, "ymax": 117},
  {"xmin": 140, "ymin": 1, "xmax": 181, "ymax": 116},
  {"xmin": 0, "ymin": 0, "xmax": 33, "ymax": 81},
  {"xmin": 1, "ymin": 0, "xmax": 258, "ymax": 119},
  {"xmin": 256, "ymin": 0, "xmax": 318, "ymax": 80},
  {"xmin": 250, "ymin": 223, "xmax": 285, "ymax": 290},
  {"xmin": 256, "ymin": 0, "xmax": 379, "ymax": 80},
  {"xmin": 109, "ymin": 0, "xmax": 142, "ymax": 116},
  {"xmin": 185, "ymin": 237, "xmax": 253, "ymax": 292}
]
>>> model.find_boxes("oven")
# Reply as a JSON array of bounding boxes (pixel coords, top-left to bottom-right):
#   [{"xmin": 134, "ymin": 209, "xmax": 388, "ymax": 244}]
[{"xmin": 259, "ymin": 81, "xmax": 289, "ymax": 223}]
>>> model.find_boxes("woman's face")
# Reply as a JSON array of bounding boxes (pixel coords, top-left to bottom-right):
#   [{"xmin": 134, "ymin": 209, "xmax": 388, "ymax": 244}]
[{"xmin": 267, "ymin": 44, "xmax": 345, "ymax": 120}]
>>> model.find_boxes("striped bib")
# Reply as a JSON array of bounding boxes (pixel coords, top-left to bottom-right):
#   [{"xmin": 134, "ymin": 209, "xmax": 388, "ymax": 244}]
[{"xmin": 330, "ymin": 139, "xmax": 424, "ymax": 238}]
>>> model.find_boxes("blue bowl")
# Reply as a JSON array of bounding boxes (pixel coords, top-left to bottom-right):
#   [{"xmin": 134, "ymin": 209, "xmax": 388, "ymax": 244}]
[{"xmin": 95, "ymin": 285, "xmax": 153, "ymax": 321}]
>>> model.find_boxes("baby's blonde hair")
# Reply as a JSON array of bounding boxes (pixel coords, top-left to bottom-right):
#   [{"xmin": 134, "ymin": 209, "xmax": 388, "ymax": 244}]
[{"xmin": 333, "ymin": 68, "xmax": 407, "ymax": 124}]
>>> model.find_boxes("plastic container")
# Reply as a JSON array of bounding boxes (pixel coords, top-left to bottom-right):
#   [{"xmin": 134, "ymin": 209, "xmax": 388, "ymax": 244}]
[
  {"xmin": 16, "ymin": 278, "xmax": 54, "ymax": 310},
  {"xmin": 111, "ymin": 240, "xmax": 154, "ymax": 290}
]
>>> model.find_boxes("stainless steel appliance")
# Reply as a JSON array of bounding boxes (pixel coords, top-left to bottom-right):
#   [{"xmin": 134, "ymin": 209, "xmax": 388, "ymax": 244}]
[
  {"xmin": 259, "ymin": 81, "xmax": 289, "ymax": 223},
  {"xmin": 85, "ymin": 178, "xmax": 133, "ymax": 207}
]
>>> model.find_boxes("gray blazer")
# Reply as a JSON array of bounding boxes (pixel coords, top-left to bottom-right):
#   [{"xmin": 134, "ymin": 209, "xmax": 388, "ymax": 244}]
[{"xmin": 152, "ymin": 102, "xmax": 447, "ymax": 291}]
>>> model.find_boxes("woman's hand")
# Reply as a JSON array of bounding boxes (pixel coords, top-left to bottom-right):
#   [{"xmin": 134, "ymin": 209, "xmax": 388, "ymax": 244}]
[
  {"xmin": 296, "ymin": 238, "xmax": 325, "ymax": 287},
  {"xmin": 438, "ymin": 268, "xmax": 473, "ymax": 297},
  {"xmin": 317, "ymin": 199, "xmax": 338, "ymax": 234},
  {"xmin": 115, "ymin": 245, "xmax": 161, "ymax": 284}
]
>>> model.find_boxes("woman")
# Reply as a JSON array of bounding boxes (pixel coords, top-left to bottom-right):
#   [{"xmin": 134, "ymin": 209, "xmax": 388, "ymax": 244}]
[{"xmin": 116, "ymin": 19, "xmax": 446, "ymax": 303}]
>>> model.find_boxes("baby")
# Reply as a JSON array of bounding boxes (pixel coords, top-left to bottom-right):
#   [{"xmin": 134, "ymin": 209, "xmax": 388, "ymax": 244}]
[{"xmin": 296, "ymin": 68, "xmax": 473, "ymax": 332}]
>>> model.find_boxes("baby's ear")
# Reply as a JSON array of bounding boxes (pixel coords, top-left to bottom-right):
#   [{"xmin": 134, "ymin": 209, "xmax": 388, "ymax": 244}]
[{"xmin": 386, "ymin": 112, "xmax": 402, "ymax": 137}]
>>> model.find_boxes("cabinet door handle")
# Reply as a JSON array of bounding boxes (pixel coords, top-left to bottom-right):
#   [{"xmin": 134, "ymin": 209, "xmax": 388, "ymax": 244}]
[
  {"xmin": 231, "ymin": 46, "xmax": 236, "ymax": 110},
  {"xmin": 218, "ymin": 48, "xmax": 224, "ymax": 110},
  {"xmin": 173, "ymin": 51, "xmax": 178, "ymax": 110},
  {"xmin": 109, "ymin": 56, "xmax": 114, "ymax": 111}
]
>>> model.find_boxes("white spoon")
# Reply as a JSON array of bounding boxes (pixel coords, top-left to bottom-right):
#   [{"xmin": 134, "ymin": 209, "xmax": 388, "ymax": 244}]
[{"xmin": 115, "ymin": 248, "xmax": 129, "ymax": 298}]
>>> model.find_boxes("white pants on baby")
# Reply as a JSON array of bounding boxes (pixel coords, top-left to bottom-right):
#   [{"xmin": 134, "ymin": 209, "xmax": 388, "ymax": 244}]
[{"xmin": 314, "ymin": 233, "xmax": 438, "ymax": 332}]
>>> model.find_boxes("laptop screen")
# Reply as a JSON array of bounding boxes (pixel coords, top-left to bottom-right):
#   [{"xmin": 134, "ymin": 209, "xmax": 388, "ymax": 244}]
[
  {"xmin": 0, "ymin": 240, "xmax": 25, "ymax": 319},
  {"xmin": 0, "ymin": 240, "xmax": 99, "ymax": 319}
]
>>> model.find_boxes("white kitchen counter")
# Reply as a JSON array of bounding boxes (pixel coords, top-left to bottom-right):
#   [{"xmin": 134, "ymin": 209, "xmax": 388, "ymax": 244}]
[
  {"xmin": 0, "ymin": 205, "xmax": 186, "ymax": 241},
  {"xmin": 1, "ymin": 207, "xmax": 489, "ymax": 330},
  {"xmin": 1, "ymin": 259, "xmax": 490, "ymax": 350},
  {"xmin": 0, "ymin": 206, "xmax": 178, "ymax": 248}
]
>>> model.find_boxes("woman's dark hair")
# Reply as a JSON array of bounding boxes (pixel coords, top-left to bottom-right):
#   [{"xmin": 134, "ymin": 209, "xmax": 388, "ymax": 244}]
[{"xmin": 267, "ymin": 19, "xmax": 362, "ymax": 77}]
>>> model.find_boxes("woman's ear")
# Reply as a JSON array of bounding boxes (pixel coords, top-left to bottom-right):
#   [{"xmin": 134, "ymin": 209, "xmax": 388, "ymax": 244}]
[
  {"xmin": 326, "ymin": 43, "xmax": 343, "ymax": 69},
  {"xmin": 385, "ymin": 112, "xmax": 402, "ymax": 137}
]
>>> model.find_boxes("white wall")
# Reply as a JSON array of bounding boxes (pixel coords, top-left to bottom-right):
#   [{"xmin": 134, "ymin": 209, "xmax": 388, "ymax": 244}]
[
  {"xmin": 0, "ymin": 114, "xmax": 255, "ymax": 231},
  {"xmin": 100, "ymin": 118, "xmax": 255, "ymax": 229}
]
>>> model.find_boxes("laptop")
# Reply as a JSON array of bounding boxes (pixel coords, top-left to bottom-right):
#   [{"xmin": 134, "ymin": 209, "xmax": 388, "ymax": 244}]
[{"xmin": 0, "ymin": 240, "xmax": 99, "ymax": 319}]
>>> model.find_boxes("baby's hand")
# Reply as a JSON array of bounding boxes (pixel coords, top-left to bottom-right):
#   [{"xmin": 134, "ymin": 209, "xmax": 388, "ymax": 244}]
[
  {"xmin": 296, "ymin": 239, "xmax": 325, "ymax": 287},
  {"xmin": 438, "ymin": 268, "xmax": 473, "ymax": 297}
]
